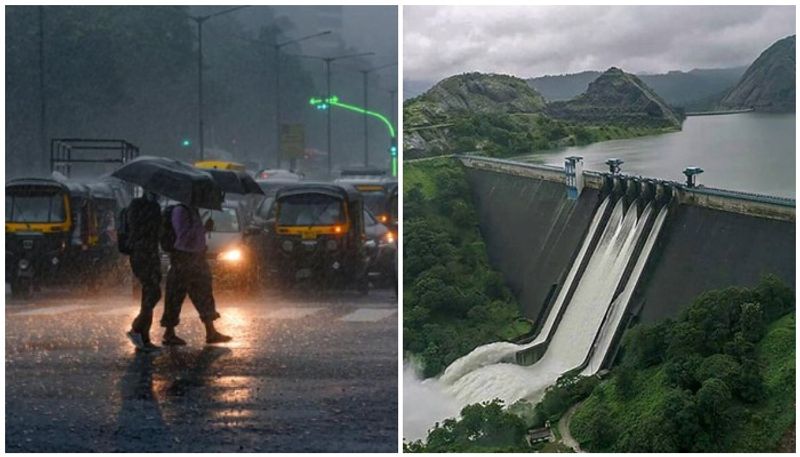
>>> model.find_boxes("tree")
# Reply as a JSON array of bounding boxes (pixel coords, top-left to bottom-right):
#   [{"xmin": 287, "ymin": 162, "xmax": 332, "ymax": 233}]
[
  {"xmin": 410, "ymin": 400, "xmax": 530, "ymax": 452},
  {"xmin": 739, "ymin": 302, "xmax": 766, "ymax": 343},
  {"xmin": 696, "ymin": 378, "xmax": 733, "ymax": 437},
  {"xmin": 624, "ymin": 321, "xmax": 669, "ymax": 368},
  {"xmin": 615, "ymin": 364, "xmax": 636, "ymax": 398},
  {"xmin": 585, "ymin": 405, "xmax": 615, "ymax": 450}
]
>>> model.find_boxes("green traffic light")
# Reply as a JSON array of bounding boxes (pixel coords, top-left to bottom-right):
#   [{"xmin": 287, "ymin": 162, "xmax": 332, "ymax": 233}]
[{"xmin": 181, "ymin": 138, "xmax": 192, "ymax": 147}]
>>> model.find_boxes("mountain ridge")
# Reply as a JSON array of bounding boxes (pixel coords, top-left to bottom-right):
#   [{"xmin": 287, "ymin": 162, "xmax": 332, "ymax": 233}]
[{"xmin": 719, "ymin": 35, "xmax": 796, "ymax": 113}]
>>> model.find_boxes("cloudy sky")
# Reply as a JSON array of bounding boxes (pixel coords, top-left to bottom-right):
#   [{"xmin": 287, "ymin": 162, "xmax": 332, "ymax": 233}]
[{"xmin": 404, "ymin": 5, "xmax": 795, "ymax": 84}]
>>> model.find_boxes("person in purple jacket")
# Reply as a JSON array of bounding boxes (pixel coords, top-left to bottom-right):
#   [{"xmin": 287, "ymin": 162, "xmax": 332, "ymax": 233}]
[{"xmin": 160, "ymin": 203, "xmax": 232, "ymax": 345}]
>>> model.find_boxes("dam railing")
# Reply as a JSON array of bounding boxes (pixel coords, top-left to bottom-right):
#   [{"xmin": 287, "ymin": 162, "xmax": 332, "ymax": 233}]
[{"xmin": 458, "ymin": 155, "xmax": 795, "ymax": 222}]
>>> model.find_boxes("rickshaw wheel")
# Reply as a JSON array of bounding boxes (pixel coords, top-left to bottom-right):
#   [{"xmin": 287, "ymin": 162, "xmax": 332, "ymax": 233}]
[
  {"xmin": 356, "ymin": 273, "xmax": 369, "ymax": 296},
  {"xmin": 10, "ymin": 277, "xmax": 33, "ymax": 299}
]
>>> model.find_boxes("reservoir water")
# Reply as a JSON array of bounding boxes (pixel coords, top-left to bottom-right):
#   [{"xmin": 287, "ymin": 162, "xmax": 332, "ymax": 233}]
[{"xmin": 513, "ymin": 112, "xmax": 796, "ymax": 198}]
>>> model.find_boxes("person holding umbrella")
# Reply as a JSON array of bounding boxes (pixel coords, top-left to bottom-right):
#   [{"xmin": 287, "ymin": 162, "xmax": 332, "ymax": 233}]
[
  {"xmin": 112, "ymin": 156, "xmax": 231, "ymax": 346},
  {"xmin": 123, "ymin": 190, "xmax": 163, "ymax": 352},
  {"xmin": 159, "ymin": 201, "xmax": 231, "ymax": 345}
]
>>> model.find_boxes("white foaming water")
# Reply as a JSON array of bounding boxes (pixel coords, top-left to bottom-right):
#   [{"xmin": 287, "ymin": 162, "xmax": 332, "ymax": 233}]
[
  {"xmin": 583, "ymin": 204, "xmax": 667, "ymax": 375},
  {"xmin": 444, "ymin": 198, "xmax": 651, "ymax": 407},
  {"xmin": 439, "ymin": 197, "xmax": 612, "ymax": 387},
  {"xmin": 404, "ymin": 196, "xmax": 668, "ymax": 441},
  {"xmin": 403, "ymin": 363, "xmax": 461, "ymax": 442}
]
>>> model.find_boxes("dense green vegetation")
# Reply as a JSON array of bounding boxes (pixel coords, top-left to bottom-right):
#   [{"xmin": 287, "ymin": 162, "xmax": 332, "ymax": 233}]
[
  {"xmin": 403, "ymin": 400, "xmax": 534, "ymax": 453},
  {"xmin": 570, "ymin": 276, "xmax": 795, "ymax": 452},
  {"xmin": 406, "ymin": 276, "xmax": 794, "ymax": 453},
  {"xmin": 404, "ymin": 158, "xmax": 532, "ymax": 377},
  {"xmin": 447, "ymin": 112, "xmax": 672, "ymax": 158}
]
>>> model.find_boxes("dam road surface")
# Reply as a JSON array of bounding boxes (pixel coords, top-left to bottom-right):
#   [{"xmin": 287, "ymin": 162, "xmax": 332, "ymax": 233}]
[{"xmin": 5, "ymin": 286, "xmax": 398, "ymax": 452}]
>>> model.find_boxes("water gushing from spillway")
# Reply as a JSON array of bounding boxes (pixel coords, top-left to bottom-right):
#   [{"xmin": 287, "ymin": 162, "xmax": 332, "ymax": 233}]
[{"xmin": 439, "ymin": 195, "xmax": 658, "ymax": 407}]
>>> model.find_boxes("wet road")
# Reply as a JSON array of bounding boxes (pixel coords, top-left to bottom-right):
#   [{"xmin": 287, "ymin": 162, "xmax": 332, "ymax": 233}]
[{"xmin": 6, "ymin": 287, "xmax": 398, "ymax": 452}]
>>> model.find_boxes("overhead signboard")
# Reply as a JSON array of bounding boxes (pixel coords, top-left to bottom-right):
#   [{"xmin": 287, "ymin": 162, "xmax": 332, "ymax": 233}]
[{"xmin": 280, "ymin": 124, "xmax": 305, "ymax": 159}]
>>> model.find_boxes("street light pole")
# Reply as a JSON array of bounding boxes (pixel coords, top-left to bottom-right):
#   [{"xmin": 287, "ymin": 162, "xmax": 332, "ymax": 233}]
[
  {"xmin": 189, "ymin": 6, "xmax": 247, "ymax": 161},
  {"xmin": 325, "ymin": 58, "xmax": 333, "ymax": 176},
  {"xmin": 285, "ymin": 51, "xmax": 374, "ymax": 176},
  {"xmin": 274, "ymin": 45, "xmax": 280, "ymax": 168},
  {"xmin": 388, "ymin": 89, "xmax": 397, "ymax": 126},
  {"xmin": 358, "ymin": 62, "xmax": 396, "ymax": 167},
  {"xmin": 38, "ymin": 6, "xmax": 47, "ymax": 174},
  {"xmin": 197, "ymin": 18, "xmax": 205, "ymax": 160},
  {"xmin": 361, "ymin": 70, "xmax": 369, "ymax": 166},
  {"xmin": 272, "ymin": 30, "xmax": 332, "ymax": 170}
]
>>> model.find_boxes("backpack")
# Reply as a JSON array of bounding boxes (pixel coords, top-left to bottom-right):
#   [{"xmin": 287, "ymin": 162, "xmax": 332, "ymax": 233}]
[
  {"xmin": 117, "ymin": 207, "xmax": 132, "ymax": 255},
  {"xmin": 160, "ymin": 205, "xmax": 178, "ymax": 253}
]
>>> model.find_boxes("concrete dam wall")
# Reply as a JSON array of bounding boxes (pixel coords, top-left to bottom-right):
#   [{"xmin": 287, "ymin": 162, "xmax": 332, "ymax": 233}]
[
  {"xmin": 420, "ymin": 155, "xmax": 793, "ymax": 409},
  {"xmin": 461, "ymin": 156, "xmax": 795, "ymax": 332},
  {"xmin": 464, "ymin": 167, "xmax": 600, "ymax": 323}
]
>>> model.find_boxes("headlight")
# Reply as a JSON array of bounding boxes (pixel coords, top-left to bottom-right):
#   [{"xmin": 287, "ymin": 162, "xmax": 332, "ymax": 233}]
[
  {"xmin": 379, "ymin": 231, "xmax": 396, "ymax": 246},
  {"xmin": 326, "ymin": 239, "xmax": 338, "ymax": 251},
  {"xmin": 18, "ymin": 259, "xmax": 30, "ymax": 270},
  {"xmin": 282, "ymin": 240, "xmax": 293, "ymax": 252},
  {"xmin": 218, "ymin": 248, "xmax": 242, "ymax": 262}
]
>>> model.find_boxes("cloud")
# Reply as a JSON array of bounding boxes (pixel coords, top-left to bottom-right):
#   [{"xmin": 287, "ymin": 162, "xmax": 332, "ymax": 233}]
[{"xmin": 404, "ymin": 5, "xmax": 796, "ymax": 82}]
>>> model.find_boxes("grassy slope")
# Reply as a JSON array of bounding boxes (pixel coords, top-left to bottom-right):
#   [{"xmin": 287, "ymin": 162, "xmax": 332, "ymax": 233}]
[{"xmin": 570, "ymin": 313, "xmax": 796, "ymax": 452}]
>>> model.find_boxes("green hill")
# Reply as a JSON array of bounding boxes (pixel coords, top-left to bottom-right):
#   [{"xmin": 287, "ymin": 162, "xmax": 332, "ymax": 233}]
[
  {"xmin": 719, "ymin": 35, "xmax": 796, "ymax": 113},
  {"xmin": 404, "ymin": 69, "xmax": 683, "ymax": 159},
  {"xmin": 570, "ymin": 278, "xmax": 795, "ymax": 452},
  {"xmin": 546, "ymin": 67, "xmax": 683, "ymax": 129}
]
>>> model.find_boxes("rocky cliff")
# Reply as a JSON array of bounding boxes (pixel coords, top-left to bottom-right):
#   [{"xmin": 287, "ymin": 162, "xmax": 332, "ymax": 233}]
[
  {"xmin": 405, "ymin": 72, "xmax": 546, "ymax": 126},
  {"xmin": 719, "ymin": 35, "xmax": 796, "ymax": 113},
  {"xmin": 404, "ymin": 73, "xmax": 547, "ymax": 158}
]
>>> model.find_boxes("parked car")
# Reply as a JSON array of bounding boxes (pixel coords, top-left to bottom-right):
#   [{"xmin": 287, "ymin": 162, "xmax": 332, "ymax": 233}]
[{"xmin": 199, "ymin": 202, "xmax": 265, "ymax": 291}]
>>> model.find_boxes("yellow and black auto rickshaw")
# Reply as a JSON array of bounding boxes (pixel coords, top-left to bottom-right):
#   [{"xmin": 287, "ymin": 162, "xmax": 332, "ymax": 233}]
[
  {"xmin": 335, "ymin": 171, "xmax": 397, "ymax": 226},
  {"xmin": 273, "ymin": 183, "xmax": 369, "ymax": 292},
  {"xmin": 195, "ymin": 160, "xmax": 247, "ymax": 172},
  {"xmin": 6, "ymin": 178, "xmax": 105, "ymax": 297},
  {"xmin": 385, "ymin": 183, "xmax": 398, "ymax": 233}
]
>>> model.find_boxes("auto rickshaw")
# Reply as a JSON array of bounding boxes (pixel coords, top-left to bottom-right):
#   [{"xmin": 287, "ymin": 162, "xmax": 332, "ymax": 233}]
[
  {"xmin": 6, "ymin": 178, "xmax": 104, "ymax": 296},
  {"xmin": 86, "ymin": 180, "xmax": 132, "ymax": 283},
  {"xmin": 334, "ymin": 172, "xmax": 397, "ymax": 226},
  {"xmin": 273, "ymin": 183, "xmax": 369, "ymax": 292},
  {"xmin": 385, "ymin": 183, "xmax": 398, "ymax": 232},
  {"xmin": 195, "ymin": 160, "xmax": 247, "ymax": 172}
]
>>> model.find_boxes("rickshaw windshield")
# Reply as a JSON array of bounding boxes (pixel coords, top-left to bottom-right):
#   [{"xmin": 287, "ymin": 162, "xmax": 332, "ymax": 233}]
[
  {"xmin": 278, "ymin": 194, "xmax": 344, "ymax": 226},
  {"xmin": 359, "ymin": 190, "xmax": 386, "ymax": 216},
  {"xmin": 364, "ymin": 208, "xmax": 377, "ymax": 226},
  {"xmin": 256, "ymin": 197, "xmax": 276, "ymax": 219},
  {"xmin": 6, "ymin": 190, "xmax": 66, "ymax": 223},
  {"xmin": 201, "ymin": 207, "xmax": 240, "ymax": 233}
]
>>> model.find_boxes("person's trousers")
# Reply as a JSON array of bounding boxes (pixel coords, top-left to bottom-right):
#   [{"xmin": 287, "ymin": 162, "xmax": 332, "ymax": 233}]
[
  {"xmin": 130, "ymin": 253, "xmax": 162, "ymax": 341},
  {"xmin": 161, "ymin": 251, "xmax": 220, "ymax": 328}
]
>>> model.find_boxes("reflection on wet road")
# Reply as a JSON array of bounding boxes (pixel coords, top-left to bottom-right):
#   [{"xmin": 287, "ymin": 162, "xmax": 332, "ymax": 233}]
[{"xmin": 6, "ymin": 288, "xmax": 398, "ymax": 452}]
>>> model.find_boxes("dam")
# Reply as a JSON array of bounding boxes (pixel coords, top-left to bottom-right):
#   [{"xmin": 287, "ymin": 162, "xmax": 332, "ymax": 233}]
[{"xmin": 430, "ymin": 154, "xmax": 795, "ymax": 408}]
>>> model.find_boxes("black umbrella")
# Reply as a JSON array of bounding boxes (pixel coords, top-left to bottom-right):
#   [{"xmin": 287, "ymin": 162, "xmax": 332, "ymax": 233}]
[
  {"xmin": 202, "ymin": 168, "xmax": 264, "ymax": 195},
  {"xmin": 111, "ymin": 156, "xmax": 223, "ymax": 209}
]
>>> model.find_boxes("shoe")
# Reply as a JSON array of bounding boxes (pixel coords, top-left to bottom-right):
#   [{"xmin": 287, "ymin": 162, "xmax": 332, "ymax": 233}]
[
  {"xmin": 162, "ymin": 334, "xmax": 187, "ymax": 346},
  {"xmin": 126, "ymin": 330, "xmax": 145, "ymax": 349},
  {"xmin": 136, "ymin": 341, "xmax": 162, "ymax": 353},
  {"xmin": 206, "ymin": 332, "xmax": 232, "ymax": 344}
]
